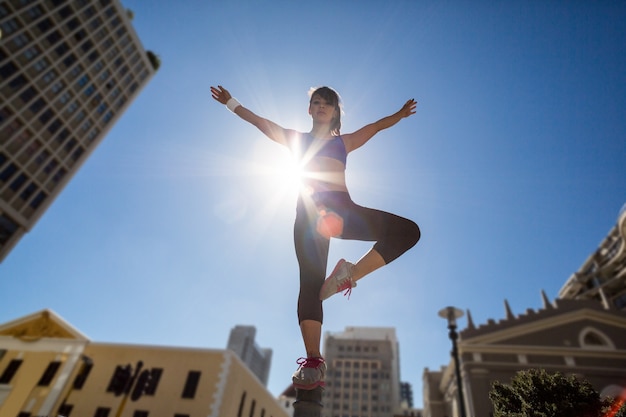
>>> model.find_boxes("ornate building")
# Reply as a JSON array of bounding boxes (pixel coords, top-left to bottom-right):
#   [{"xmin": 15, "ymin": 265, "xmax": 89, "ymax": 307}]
[
  {"xmin": 423, "ymin": 295, "xmax": 626, "ymax": 417},
  {"xmin": 424, "ymin": 206, "xmax": 626, "ymax": 417}
]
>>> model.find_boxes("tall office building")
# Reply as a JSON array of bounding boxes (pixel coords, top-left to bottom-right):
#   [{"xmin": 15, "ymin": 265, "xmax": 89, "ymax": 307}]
[
  {"xmin": 0, "ymin": 0, "xmax": 157, "ymax": 261},
  {"xmin": 559, "ymin": 203, "xmax": 626, "ymax": 310},
  {"xmin": 322, "ymin": 326, "xmax": 402, "ymax": 417},
  {"xmin": 227, "ymin": 325, "xmax": 273, "ymax": 386}
]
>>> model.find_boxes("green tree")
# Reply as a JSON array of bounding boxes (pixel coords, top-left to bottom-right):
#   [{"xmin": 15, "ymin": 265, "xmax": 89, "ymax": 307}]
[{"xmin": 489, "ymin": 368, "xmax": 625, "ymax": 417}]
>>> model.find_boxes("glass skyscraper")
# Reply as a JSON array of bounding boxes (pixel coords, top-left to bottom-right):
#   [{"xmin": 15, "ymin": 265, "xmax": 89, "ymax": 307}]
[{"xmin": 0, "ymin": 0, "xmax": 157, "ymax": 261}]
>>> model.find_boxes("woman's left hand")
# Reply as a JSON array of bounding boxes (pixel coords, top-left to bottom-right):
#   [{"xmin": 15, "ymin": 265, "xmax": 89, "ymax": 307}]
[{"xmin": 399, "ymin": 99, "xmax": 417, "ymax": 118}]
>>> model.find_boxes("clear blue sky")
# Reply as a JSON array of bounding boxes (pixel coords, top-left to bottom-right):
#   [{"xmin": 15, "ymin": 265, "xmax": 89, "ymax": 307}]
[{"xmin": 2, "ymin": 0, "xmax": 625, "ymax": 407}]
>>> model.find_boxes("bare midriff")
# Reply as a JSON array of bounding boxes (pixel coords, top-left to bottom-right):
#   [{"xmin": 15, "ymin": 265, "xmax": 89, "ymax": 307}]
[{"xmin": 300, "ymin": 156, "xmax": 348, "ymax": 195}]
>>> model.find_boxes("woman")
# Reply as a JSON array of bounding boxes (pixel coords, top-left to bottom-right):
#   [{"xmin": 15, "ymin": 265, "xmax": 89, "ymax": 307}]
[{"xmin": 211, "ymin": 85, "xmax": 420, "ymax": 390}]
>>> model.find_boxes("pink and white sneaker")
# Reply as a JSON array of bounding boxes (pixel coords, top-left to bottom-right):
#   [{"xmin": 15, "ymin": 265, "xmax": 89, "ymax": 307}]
[
  {"xmin": 292, "ymin": 357, "xmax": 326, "ymax": 390},
  {"xmin": 319, "ymin": 259, "xmax": 356, "ymax": 301}
]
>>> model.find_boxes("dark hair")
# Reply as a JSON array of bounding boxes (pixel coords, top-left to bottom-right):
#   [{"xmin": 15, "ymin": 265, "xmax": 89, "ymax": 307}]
[{"xmin": 309, "ymin": 86, "xmax": 343, "ymax": 136}]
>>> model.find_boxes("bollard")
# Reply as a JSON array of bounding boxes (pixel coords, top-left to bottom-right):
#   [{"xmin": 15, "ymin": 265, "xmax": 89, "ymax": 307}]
[{"xmin": 293, "ymin": 387, "xmax": 323, "ymax": 417}]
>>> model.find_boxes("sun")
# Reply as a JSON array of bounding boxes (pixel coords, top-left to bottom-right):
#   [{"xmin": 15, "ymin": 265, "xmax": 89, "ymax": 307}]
[{"xmin": 270, "ymin": 151, "xmax": 305, "ymax": 192}]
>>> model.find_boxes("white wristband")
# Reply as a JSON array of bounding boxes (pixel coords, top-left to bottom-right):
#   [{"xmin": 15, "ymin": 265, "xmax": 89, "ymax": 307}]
[{"xmin": 226, "ymin": 97, "xmax": 242, "ymax": 113}]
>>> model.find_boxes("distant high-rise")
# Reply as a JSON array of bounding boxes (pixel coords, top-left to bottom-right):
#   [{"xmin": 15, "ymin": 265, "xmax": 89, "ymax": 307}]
[
  {"xmin": 559, "ymin": 203, "xmax": 626, "ymax": 310},
  {"xmin": 0, "ymin": 0, "xmax": 157, "ymax": 261},
  {"xmin": 400, "ymin": 381, "xmax": 413, "ymax": 409},
  {"xmin": 322, "ymin": 326, "xmax": 402, "ymax": 417},
  {"xmin": 227, "ymin": 325, "xmax": 272, "ymax": 386}
]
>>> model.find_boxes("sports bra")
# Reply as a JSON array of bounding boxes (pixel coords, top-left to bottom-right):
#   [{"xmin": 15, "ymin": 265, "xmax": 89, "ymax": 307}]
[{"xmin": 291, "ymin": 133, "xmax": 347, "ymax": 165}]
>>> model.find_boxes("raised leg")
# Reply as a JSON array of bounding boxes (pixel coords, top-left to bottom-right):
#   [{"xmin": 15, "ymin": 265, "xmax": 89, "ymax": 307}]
[{"xmin": 351, "ymin": 248, "xmax": 386, "ymax": 283}]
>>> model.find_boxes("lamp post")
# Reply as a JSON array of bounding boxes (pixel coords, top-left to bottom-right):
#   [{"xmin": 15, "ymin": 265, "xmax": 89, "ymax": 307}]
[{"xmin": 438, "ymin": 306, "xmax": 468, "ymax": 417}]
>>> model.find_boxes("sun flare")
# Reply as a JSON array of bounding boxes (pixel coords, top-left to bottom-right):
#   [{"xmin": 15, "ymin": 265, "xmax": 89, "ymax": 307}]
[{"xmin": 272, "ymin": 153, "xmax": 305, "ymax": 191}]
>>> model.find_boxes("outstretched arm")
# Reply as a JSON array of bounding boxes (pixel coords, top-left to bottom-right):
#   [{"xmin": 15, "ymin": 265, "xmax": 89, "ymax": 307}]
[
  {"xmin": 343, "ymin": 99, "xmax": 417, "ymax": 152},
  {"xmin": 211, "ymin": 85, "xmax": 293, "ymax": 146}
]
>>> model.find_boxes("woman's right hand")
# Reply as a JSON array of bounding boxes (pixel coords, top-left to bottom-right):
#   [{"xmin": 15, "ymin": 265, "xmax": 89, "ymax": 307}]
[{"xmin": 210, "ymin": 85, "xmax": 232, "ymax": 105}]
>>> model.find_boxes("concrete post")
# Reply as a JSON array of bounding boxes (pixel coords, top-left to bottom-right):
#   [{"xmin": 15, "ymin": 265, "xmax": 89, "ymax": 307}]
[{"xmin": 293, "ymin": 387, "xmax": 323, "ymax": 417}]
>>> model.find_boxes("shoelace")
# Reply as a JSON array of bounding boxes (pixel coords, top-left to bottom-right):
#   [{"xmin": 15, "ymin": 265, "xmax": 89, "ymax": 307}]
[
  {"xmin": 296, "ymin": 357, "xmax": 325, "ymax": 369},
  {"xmin": 337, "ymin": 278, "xmax": 354, "ymax": 299}
]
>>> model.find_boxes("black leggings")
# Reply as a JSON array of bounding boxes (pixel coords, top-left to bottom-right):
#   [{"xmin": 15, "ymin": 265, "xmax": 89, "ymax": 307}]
[{"xmin": 294, "ymin": 191, "xmax": 420, "ymax": 323}]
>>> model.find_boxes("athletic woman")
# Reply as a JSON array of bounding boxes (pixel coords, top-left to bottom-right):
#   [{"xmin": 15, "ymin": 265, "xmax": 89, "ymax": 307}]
[{"xmin": 211, "ymin": 85, "xmax": 420, "ymax": 390}]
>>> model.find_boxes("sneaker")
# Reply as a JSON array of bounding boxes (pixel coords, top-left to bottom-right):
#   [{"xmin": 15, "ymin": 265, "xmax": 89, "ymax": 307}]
[
  {"xmin": 292, "ymin": 357, "xmax": 326, "ymax": 390},
  {"xmin": 319, "ymin": 259, "xmax": 356, "ymax": 301}
]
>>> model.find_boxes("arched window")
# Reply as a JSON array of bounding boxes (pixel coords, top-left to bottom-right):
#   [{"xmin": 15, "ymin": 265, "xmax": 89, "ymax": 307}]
[
  {"xmin": 600, "ymin": 384, "xmax": 625, "ymax": 399},
  {"xmin": 579, "ymin": 327, "xmax": 615, "ymax": 349}
]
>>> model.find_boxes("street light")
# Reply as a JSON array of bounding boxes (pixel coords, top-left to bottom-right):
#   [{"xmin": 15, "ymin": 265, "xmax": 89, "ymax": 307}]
[{"xmin": 438, "ymin": 306, "xmax": 468, "ymax": 417}]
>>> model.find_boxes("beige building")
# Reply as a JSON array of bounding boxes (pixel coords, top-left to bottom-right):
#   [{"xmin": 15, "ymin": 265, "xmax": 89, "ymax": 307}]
[
  {"xmin": 423, "ymin": 295, "xmax": 626, "ymax": 417},
  {"xmin": 0, "ymin": 309, "xmax": 289, "ymax": 417},
  {"xmin": 559, "ymin": 204, "xmax": 626, "ymax": 309},
  {"xmin": 0, "ymin": 0, "xmax": 157, "ymax": 261}
]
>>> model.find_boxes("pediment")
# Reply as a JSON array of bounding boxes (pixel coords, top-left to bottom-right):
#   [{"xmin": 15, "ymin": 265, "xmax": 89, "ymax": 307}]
[{"xmin": 0, "ymin": 309, "xmax": 89, "ymax": 342}]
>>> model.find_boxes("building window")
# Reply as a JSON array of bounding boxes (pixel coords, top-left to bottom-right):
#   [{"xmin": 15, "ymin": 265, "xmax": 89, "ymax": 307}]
[
  {"xmin": 94, "ymin": 407, "xmax": 110, "ymax": 417},
  {"xmin": 41, "ymin": 70, "xmax": 57, "ymax": 84},
  {"xmin": 23, "ymin": 46, "xmax": 40, "ymax": 61},
  {"xmin": 66, "ymin": 17, "xmax": 80, "ymax": 31},
  {"xmin": 58, "ymin": 403, "xmax": 73, "ymax": 416},
  {"xmin": 614, "ymin": 292, "xmax": 626, "ymax": 310},
  {"xmin": 38, "ymin": 361, "xmax": 61, "ymax": 386},
  {"xmin": 63, "ymin": 53, "xmax": 77, "ymax": 69},
  {"xmin": 0, "ymin": 359, "xmax": 23, "ymax": 383},
  {"xmin": 144, "ymin": 368, "xmax": 162, "ymax": 395},
  {"xmin": 46, "ymin": 30, "xmax": 63, "ymax": 46},
  {"xmin": 181, "ymin": 371, "xmax": 201, "ymax": 399},
  {"xmin": 73, "ymin": 360, "xmax": 93, "ymax": 389},
  {"xmin": 28, "ymin": 97, "xmax": 46, "ymax": 115},
  {"xmin": 600, "ymin": 385, "xmax": 625, "ymax": 400},
  {"xmin": 82, "ymin": 5, "xmax": 96, "ymax": 19},
  {"xmin": 65, "ymin": 101, "xmax": 79, "ymax": 115},
  {"xmin": 0, "ymin": 215, "xmax": 18, "ymax": 245},
  {"xmin": 0, "ymin": 18, "xmax": 21, "ymax": 36},
  {"xmin": 39, "ymin": 108, "xmax": 54, "ymax": 124},
  {"xmin": 133, "ymin": 411, "xmax": 148, "ymax": 417},
  {"xmin": 55, "ymin": 42, "xmax": 70, "ymax": 59},
  {"xmin": 7, "ymin": 75, "xmax": 27, "ymax": 93},
  {"xmin": 30, "ymin": 191, "xmax": 47, "ymax": 210},
  {"xmin": 77, "ymin": 74, "xmax": 89, "ymax": 87},
  {"xmin": 25, "ymin": 4, "xmax": 45, "ymax": 19},
  {"xmin": 73, "ymin": 28, "xmax": 87, "ymax": 42},
  {"xmin": 20, "ymin": 182, "xmax": 37, "ymax": 201},
  {"xmin": 579, "ymin": 327, "xmax": 614, "ymax": 349},
  {"xmin": 0, "ymin": 61, "xmax": 18, "ymax": 81},
  {"xmin": 9, "ymin": 173, "xmax": 27, "ymax": 193},
  {"xmin": 89, "ymin": 16, "xmax": 103, "ymax": 30},
  {"xmin": 12, "ymin": 33, "xmax": 32, "ymax": 49},
  {"xmin": 0, "ymin": 164, "xmax": 18, "ymax": 185},
  {"xmin": 58, "ymin": 5, "xmax": 73, "ymax": 19},
  {"xmin": 237, "ymin": 391, "xmax": 246, "ymax": 417},
  {"xmin": 36, "ymin": 17, "xmax": 54, "ymax": 34},
  {"xmin": 249, "ymin": 399, "xmax": 256, "ymax": 417}
]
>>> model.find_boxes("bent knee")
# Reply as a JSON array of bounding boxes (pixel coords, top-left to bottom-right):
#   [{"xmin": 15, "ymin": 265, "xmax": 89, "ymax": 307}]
[{"xmin": 405, "ymin": 220, "xmax": 421, "ymax": 249}]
